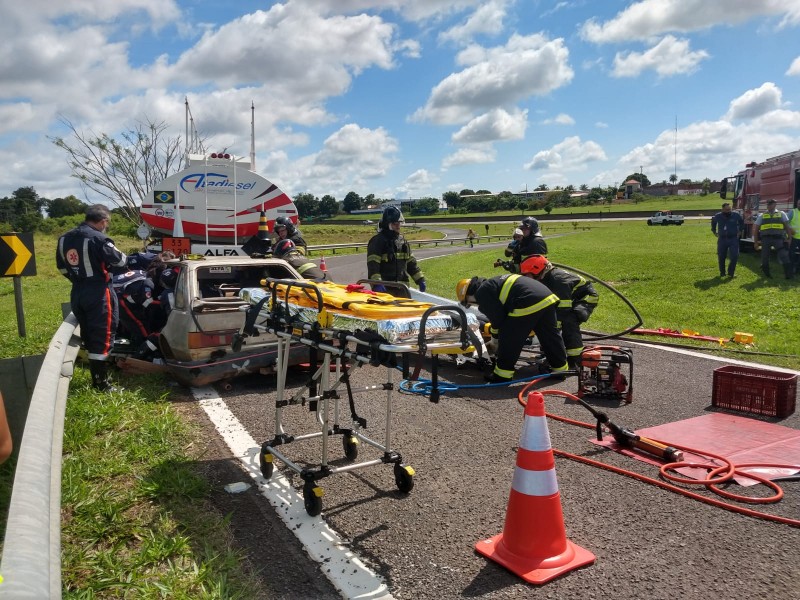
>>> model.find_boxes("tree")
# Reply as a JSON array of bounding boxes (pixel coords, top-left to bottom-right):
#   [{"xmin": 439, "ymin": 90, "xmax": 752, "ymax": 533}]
[
  {"xmin": 342, "ymin": 191, "xmax": 362, "ymax": 213},
  {"xmin": 45, "ymin": 195, "xmax": 87, "ymax": 218},
  {"xmin": 50, "ymin": 117, "xmax": 186, "ymax": 225},
  {"xmin": 319, "ymin": 195, "xmax": 339, "ymax": 217},
  {"xmin": 535, "ymin": 184, "xmax": 549, "ymax": 191},
  {"xmin": 624, "ymin": 172, "xmax": 651, "ymax": 188},
  {"xmin": 293, "ymin": 193, "xmax": 319, "ymax": 219},
  {"xmin": 442, "ymin": 191, "xmax": 461, "ymax": 210},
  {"xmin": 459, "ymin": 189, "xmax": 475, "ymax": 197},
  {"xmin": 0, "ymin": 187, "xmax": 46, "ymax": 231},
  {"xmin": 475, "ymin": 189, "xmax": 492, "ymax": 195},
  {"xmin": 409, "ymin": 198, "xmax": 439, "ymax": 215},
  {"xmin": 669, "ymin": 173, "xmax": 678, "ymax": 184}
]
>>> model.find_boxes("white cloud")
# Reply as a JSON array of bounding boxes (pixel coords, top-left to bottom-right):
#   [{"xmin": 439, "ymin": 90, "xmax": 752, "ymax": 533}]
[
  {"xmin": 452, "ymin": 108, "xmax": 527, "ymax": 143},
  {"xmin": 524, "ymin": 136, "xmax": 607, "ymax": 171},
  {"xmin": 304, "ymin": 0, "xmax": 484, "ymax": 23},
  {"xmin": 580, "ymin": 0, "xmax": 800, "ymax": 44},
  {"xmin": 397, "ymin": 168, "xmax": 439, "ymax": 197},
  {"xmin": 595, "ymin": 121, "xmax": 609, "ymax": 128},
  {"xmin": 724, "ymin": 82, "xmax": 783, "ymax": 121},
  {"xmin": 787, "ymin": 56, "xmax": 800, "ymax": 75},
  {"xmin": 612, "ymin": 36, "xmax": 709, "ymax": 78},
  {"xmin": 411, "ymin": 33, "xmax": 573, "ymax": 125},
  {"xmin": 442, "ymin": 146, "xmax": 496, "ymax": 168},
  {"xmin": 438, "ymin": 0, "xmax": 510, "ymax": 45},
  {"xmin": 541, "ymin": 113, "xmax": 575, "ymax": 125}
]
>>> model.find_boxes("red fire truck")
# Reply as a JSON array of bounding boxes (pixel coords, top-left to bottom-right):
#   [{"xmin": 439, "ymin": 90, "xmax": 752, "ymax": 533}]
[{"xmin": 728, "ymin": 149, "xmax": 800, "ymax": 244}]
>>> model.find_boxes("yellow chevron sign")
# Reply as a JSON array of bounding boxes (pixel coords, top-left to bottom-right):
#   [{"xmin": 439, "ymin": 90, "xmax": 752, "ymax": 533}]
[{"xmin": 0, "ymin": 233, "xmax": 36, "ymax": 277}]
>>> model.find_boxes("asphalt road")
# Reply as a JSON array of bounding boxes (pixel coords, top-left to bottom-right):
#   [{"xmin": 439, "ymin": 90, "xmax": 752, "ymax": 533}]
[{"xmin": 186, "ymin": 245, "xmax": 800, "ymax": 600}]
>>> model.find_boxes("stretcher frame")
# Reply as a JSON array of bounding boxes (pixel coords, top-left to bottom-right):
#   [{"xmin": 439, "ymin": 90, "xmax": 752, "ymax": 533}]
[{"xmin": 239, "ymin": 278, "xmax": 482, "ymax": 516}]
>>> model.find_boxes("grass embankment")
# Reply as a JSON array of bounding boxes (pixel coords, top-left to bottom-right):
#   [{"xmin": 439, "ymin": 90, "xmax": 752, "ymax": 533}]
[
  {"xmin": 0, "ymin": 219, "xmax": 796, "ymax": 595},
  {"xmin": 424, "ymin": 220, "xmax": 799, "ymax": 371}
]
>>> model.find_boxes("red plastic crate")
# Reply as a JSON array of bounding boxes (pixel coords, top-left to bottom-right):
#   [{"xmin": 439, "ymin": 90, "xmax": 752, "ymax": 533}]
[{"xmin": 712, "ymin": 365, "xmax": 797, "ymax": 418}]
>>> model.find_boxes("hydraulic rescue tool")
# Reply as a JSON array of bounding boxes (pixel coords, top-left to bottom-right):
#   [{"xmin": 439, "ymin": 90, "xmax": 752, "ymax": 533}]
[
  {"xmin": 577, "ymin": 345, "xmax": 633, "ymax": 403},
  {"xmin": 574, "ymin": 395, "xmax": 684, "ymax": 463}
]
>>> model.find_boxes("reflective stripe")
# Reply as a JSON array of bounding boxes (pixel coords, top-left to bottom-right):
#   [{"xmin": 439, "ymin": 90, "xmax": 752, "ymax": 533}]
[
  {"xmin": 511, "ymin": 466, "xmax": 559, "ymax": 497},
  {"xmin": 82, "ymin": 238, "xmax": 94, "ymax": 278},
  {"xmin": 566, "ymin": 347, "xmax": 583, "ymax": 357},
  {"xmin": 508, "ymin": 293, "xmax": 558, "ymax": 317},
  {"xmin": 499, "ymin": 274, "xmax": 520, "ymax": 304},
  {"xmin": 494, "ymin": 365, "xmax": 514, "ymax": 378},
  {"xmin": 519, "ymin": 414, "xmax": 552, "ymax": 452},
  {"xmin": 296, "ymin": 262, "xmax": 315, "ymax": 274}
]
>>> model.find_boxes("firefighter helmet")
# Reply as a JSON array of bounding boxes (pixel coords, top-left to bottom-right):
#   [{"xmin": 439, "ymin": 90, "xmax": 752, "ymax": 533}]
[
  {"xmin": 456, "ymin": 276, "xmax": 484, "ymax": 306},
  {"xmin": 520, "ymin": 216, "xmax": 540, "ymax": 234},
  {"xmin": 379, "ymin": 205, "xmax": 404, "ymax": 230},
  {"xmin": 274, "ymin": 216, "xmax": 296, "ymax": 235},
  {"xmin": 273, "ymin": 238, "xmax": 295, "ymax": 258},
  {"xmin": 520, "ymin": 255, "xmax": 550, "ymax": 277}
]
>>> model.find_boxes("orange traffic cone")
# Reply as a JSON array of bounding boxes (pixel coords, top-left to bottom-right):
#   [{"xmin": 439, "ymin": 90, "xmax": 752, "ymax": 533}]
[
  {"xmin": 475, "ymin": 391, "xmax": 594, "ymax": 584},
  {"xmin": 256, "ymin": 211, "xmax": 270, "ymax": 240},
  {"xmin": 319, "ymin": 255, "xmax": 327, "ymax": 272}
]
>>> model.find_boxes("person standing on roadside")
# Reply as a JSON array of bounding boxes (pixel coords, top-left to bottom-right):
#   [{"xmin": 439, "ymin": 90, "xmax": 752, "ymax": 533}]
[
  {"xmin": 367, "ymin": 206, "xmax": 426, "ymax": 293},
  {"xmin": 787, "ymin": 201, "xmax": 800, "ymax": 277},
  {"xmin": 56, "ymin": 204, "xmax": 128, "ymax": 391},
  {"xmin": 753, "ymin": 199, "xmax": 793, "ymax": 279},
  {"xmin": 467, "ymin": 228, "xmax": 476, "ymax": 248},
  {"xmin": 711, "ymin": 202, "xmax": 745, "ymax": 277}
]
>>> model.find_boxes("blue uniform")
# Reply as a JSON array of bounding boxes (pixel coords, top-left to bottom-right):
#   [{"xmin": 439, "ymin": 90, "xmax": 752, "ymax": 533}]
[{"xmin": 711, "ymin": 210, "xmax": 744, "ymax": 277}]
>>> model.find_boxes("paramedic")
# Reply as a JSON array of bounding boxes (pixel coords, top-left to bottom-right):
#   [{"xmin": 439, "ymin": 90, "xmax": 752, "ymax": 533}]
[
  {"xmin": 456, "ymin": 274, "xmax": 568, "ymax": 383},
  {"xmin": 273, "ymin": 239, "xmax": 329, "ymax": 281},
  {"xmin": 367, "ymin": 206, "xmax": 426, "ymax": 293},
  {"xmin": 510, "ymin": 216, "xmax": 547, "ymax": 271},
  {"xmin": 274, "ymin": 217, "xmax": 307, "ymax": 254},
  {"xmin": 113, "ymin": 269, "xmax": 160, "ymax": 359},
  {"xmin": 753, "ymin": 199, "xmax": 792, "ymax": 279},
  {"xmin": 56, "ymin": 204, "xmax": 128, "ymax": 391},
  {"xmin": 711, "ymin": 203, "xmax": 745, "ymax": 277},
  {"xmin": 519, "ymin": 255, "xmax": 598, "ymax": 368}
]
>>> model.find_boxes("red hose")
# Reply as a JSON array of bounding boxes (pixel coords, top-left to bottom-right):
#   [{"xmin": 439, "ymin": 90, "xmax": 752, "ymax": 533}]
[{"xmin": 517, "ymin": 383, "xmax": 800, "ymax": 527}]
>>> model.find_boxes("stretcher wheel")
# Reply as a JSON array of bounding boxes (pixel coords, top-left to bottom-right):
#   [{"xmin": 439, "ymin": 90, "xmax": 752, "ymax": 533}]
[
  {"xmin": 259, "ymin": 447, "xmax": 274, "ymax": 480},
  {"xmin": 342, "ymin": 435, "xmax": 359, "ymax": 461},
  {"xmin": 303, "ymin": 482, "xmax": 324, "ymax": 516},
  {"xmin": 394, "ymin": 463, "xmax": 415, "ymax": 494}
]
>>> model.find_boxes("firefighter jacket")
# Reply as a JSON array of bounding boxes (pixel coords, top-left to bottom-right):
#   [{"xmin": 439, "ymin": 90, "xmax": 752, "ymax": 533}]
[
  {"xmin": 540, "ymin": 268, "xmax": 598, "ymax": 323},
  {"xmin": 367, "ymin": 229, "xmax": 425, "ymax": 285},
  {"xmin": 474, "ymin": 274, "xmax": 559, "ymax": 336},
  {"xmin": 57, "ymin": 223, "xmax": 127, "ymax": 284},
  {"xmin": 510, "ymin": 234, "xmax": 548, "ymax": 270},
  {"xmin": 283, "ymin": 251, "xmax": 328, "ymax": 281},
  {"xmin": 289, "ymin": 232, "xmax": 308, "ymax": 254}
]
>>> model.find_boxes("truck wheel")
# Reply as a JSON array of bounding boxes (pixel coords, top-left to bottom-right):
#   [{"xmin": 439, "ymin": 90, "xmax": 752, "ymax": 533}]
[
  {"xmin": 647, "ymin": 220, "xmax": 653, "ymax": 226},
  {"xmin": 661, "ymin": 220, "xmax": 668, "ymax": 226},
  {"xmin": 677, "ymin": 221, "xmax": 683, "ymax": 225}
]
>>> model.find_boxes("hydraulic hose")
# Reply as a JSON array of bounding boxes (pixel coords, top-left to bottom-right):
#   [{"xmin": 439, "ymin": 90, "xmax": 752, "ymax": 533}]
[{"xmin": 516, "ymin": 384, "xmax": 800, "ymax": 527}]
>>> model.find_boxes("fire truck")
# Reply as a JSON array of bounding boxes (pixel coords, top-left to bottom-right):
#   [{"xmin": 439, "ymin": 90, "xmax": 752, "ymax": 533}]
[{"xmin": 728, "ymin": 149, "xmax": 800, "ymax": 245}]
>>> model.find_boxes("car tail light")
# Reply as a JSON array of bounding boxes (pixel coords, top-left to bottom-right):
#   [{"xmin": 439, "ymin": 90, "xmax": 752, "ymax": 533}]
[{"xmin": 188, "ymin": 330, "xmax": 237, "ymax": 349}]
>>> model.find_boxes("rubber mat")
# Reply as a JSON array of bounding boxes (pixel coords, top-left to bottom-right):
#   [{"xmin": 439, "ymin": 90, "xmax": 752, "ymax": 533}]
[{"xmin": 592, "ymin": 412, "xmax": 800, "ymax": 486}]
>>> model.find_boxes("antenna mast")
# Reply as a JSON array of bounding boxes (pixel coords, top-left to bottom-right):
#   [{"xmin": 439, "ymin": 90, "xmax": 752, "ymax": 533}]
[
  {"xmin": 673, "ymin": 115, "xmax": 677, "ymax": 181},
  {"xmin": 250, "ymin": 101, "xmax": 256, "ymax": 171}
]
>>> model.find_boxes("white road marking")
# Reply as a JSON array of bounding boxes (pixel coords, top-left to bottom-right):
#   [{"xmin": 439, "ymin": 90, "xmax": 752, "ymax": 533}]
[{"xmin": 191, "ymin": 385, "xmax": 394, "ymax": 600}]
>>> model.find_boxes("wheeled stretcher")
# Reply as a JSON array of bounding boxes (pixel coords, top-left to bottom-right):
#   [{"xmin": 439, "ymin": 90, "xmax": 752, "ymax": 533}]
[{"xmin": 236, "ymin": 278, "xmax": 483, "ymax": 515}]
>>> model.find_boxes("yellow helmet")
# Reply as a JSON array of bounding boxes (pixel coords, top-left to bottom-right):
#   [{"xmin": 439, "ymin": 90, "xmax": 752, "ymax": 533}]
[{"xmin": 456, "ymin": 278, "xmax": 472, "ymax": 304}]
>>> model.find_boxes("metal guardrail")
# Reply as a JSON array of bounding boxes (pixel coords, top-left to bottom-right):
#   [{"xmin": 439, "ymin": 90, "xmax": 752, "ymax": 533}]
[
  {"xmin": 1, "ymin": 314, "xmax": 79, "ymax": 599},
  {"xmin": 305, "ymin": 235, "xmax": 508, "ymax": 254}
]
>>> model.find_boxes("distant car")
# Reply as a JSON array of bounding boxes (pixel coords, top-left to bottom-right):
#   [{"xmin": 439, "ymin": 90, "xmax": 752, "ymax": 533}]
[
  {"xmin": 362, "ymin": 219, "xmax": 374, "ymax": 224},
  {"xmin": 149, "ymin": 256, "xmax": 308, "ymax": 385}
]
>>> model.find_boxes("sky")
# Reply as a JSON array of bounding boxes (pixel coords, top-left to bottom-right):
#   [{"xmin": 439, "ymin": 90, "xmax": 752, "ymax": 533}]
[{"xmin": 2, "ymin": 0, "xmax": 800, "ymax": 204}]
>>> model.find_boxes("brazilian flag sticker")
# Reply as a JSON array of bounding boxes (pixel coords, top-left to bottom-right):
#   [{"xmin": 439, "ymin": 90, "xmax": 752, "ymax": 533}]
[{"xmin": 153, "ymin": 191, "xmax": 175, "ymax": 204}]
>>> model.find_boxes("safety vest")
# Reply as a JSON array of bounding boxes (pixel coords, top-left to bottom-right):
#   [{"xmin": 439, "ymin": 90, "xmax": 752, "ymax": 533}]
[
  {"xmin": 789, "ymin": 209, "xmax": 800, "ymax": 240},
  {"xmin": 759, "ymin": 211, "xmax": 785, "ymax": 236}
]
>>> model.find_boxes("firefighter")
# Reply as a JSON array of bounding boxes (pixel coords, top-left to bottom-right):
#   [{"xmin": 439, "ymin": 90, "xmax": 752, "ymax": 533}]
[
  {"xmin": 456, "ymin": 274, "xmax": 568, "ymax": 383},
  {"xmin": 509, "ymin": 216, "xmax": 547, "ymax": 271},
  {"xmin": 273, "ymin": 239, "xmax": 329, "ymax": 281},
  {"xmin": 519, "ymin": 255, "xmax": 598, "ymax": 368},
  {"xmin": 367, "ymin": 206, "xmax": 426, "ymax": 293},
  {"xmin": 753, "ymin": 199, "xmax": 792, "ymax": 279},
  {"xmin": 274, "ymin": 216, "xmax": 307, "ymax": 254},
  {"xmin": 56, "ymin": 204, "xmax": 128, "ymax": 391}
]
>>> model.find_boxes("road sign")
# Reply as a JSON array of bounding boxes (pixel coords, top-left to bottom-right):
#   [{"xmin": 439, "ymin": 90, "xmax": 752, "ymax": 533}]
[{"xmin": 0, "ymin": 233, "xmax": 36, "ymax": 277}]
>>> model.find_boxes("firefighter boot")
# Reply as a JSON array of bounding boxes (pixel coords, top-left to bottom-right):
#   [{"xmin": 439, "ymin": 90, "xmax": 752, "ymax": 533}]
[
  {"xmin": 784, "ymin": 263, "xmax": 793, "ymax": 280},
  {"xmin": 568, "ymin": 356, "xmax": 583, "ymax": 371},
  {"xmin": 89, "ymin": 360, "xmax": 118, "ymax": 392}
]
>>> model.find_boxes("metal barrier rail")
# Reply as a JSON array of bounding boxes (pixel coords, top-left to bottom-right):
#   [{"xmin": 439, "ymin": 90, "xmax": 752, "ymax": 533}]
[
  {"xmin": 305, "ymin": 234, "xmax": 509, "ymax": 254},
  {"xmin": 1, "ymin": 314, "xmax": 79, "ymax": 599}
]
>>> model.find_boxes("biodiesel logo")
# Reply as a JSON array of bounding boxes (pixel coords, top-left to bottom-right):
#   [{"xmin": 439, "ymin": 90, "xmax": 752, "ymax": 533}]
[{"xmin": 180, "ymin": 172, "xmax": 256, "ymax": 192}]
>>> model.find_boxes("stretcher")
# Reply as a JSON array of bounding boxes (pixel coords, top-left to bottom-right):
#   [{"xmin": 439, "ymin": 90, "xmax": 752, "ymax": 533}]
[{"xmin": 236, "ymin": 278, "xmax": 483, "ymax": 515}]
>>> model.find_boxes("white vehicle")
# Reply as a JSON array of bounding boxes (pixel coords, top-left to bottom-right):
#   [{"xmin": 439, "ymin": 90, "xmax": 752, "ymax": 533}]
[
  {"xmin": 647, "ymin": 210, "xmax": 684, "ymax": 226},
  {"xmin": 152, "ymin": 256, "xmax": 308, "ymax": 386}
]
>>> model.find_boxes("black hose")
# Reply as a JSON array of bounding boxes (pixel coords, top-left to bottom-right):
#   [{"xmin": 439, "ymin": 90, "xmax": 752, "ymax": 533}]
[{"xmin": 551, "ymin": 261, "xmax": 644, "ymax": 340}]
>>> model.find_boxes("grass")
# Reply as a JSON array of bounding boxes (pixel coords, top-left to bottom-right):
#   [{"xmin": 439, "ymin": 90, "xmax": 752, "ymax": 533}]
[{"xmin": 0, "ymin": 217, "xmax": 797, "ymax": 595}]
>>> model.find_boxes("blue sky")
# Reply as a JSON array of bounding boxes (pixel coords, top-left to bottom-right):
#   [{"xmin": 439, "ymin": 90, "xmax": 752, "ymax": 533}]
[{"xmin": 2, "ymin": 0, "xmax": 800, "ymax": 203}]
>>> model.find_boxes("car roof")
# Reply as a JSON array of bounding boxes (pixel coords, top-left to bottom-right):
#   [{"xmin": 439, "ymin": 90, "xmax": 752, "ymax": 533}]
[{"xmin": 171, "ymin": 255, "xmax": 303, "ymax": 278}]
